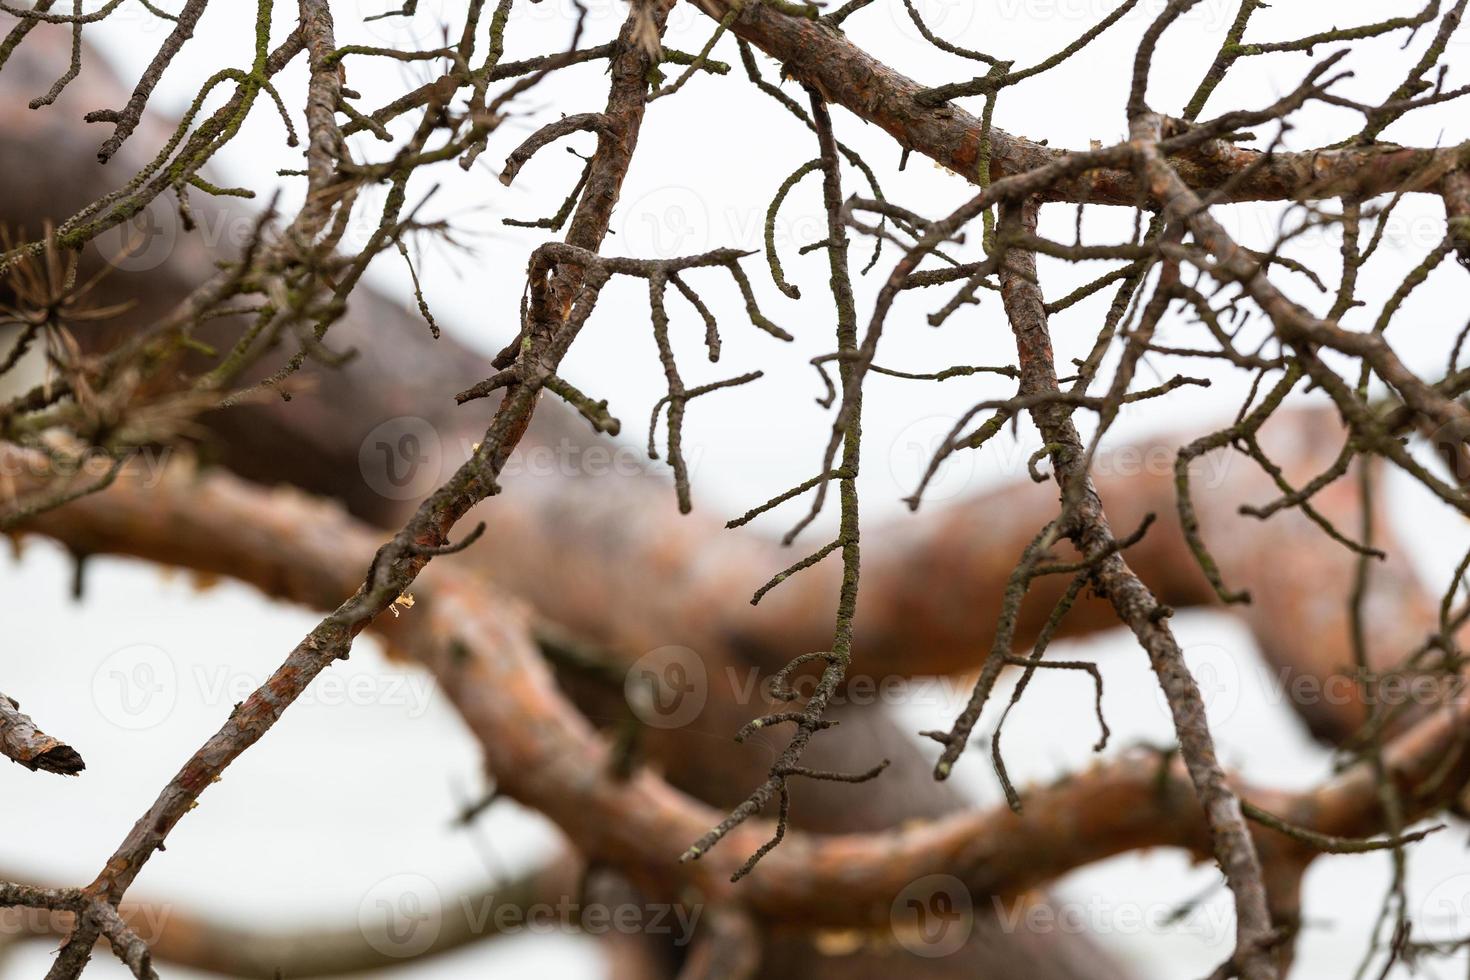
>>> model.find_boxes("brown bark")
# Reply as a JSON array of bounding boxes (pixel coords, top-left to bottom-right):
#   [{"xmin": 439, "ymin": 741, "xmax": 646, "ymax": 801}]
[
  {"xmin": 0, "ymin": 692, "xmax": 84, "ymax": 775},
  {"xmin": 993, "ymin": 197, "xmax": 1273, "ymax": 977},
  {"xmin": 688, "ymin": 0, "xmax": 1469, "ymax": 207},
  {"xmin": 0, "ymin": 24, "xmax": 1432, "ymax": 747},
  {"xmin": 0, "ymin": 19, "xmax": 1130, "ymax": 980},
  {"xmin": 8, "ymin": 444, "xmax": 1465, "ymax": 930},
  {"xmin": 2, "ymin": 18, "xmax": 1458, "ymax": 979},
  {"xmin": 4, "ymin": 857, "xmax": 589, "ymax": 979}
]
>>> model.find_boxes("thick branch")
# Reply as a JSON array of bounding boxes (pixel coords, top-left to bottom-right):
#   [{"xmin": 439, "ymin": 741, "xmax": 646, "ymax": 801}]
[
  {"xmin": 7, "ymin": 447, "xmax": 1467, "ymax": 931},
  {"xmin": 692, "ymin": 0, "xmax": 1468, "ymax": 205},
  {"xmin": 4, "ymin": 857, "xmax": 582, "ymax": 979}
]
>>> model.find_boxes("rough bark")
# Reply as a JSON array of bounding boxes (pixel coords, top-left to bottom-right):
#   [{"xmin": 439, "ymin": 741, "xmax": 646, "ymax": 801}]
[
  {"xmin": 9, "ymin": 443, "xmax": 1466, "ymax": 937},
  {"xmin": 0, "ymin": 693, "xmax": 84, "ymax": 775},
  {"xmin": 1, "ymin": 18, "xmax": 1457, "ymax": 979},
  {"xmin": 689, "ymin": 0, "xmax": 1470, "ymax": 206}
]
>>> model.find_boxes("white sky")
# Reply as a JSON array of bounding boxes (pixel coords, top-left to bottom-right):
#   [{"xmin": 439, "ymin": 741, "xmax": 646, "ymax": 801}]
[{"xmin": 5, "ymin": 2, "xmax": 1470, "ymax": 977}]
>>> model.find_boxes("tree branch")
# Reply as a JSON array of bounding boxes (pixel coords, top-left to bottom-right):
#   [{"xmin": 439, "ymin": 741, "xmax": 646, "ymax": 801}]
[{"xmin": 0, "ymin": 691, "xmax": 83, "ymax": 775}]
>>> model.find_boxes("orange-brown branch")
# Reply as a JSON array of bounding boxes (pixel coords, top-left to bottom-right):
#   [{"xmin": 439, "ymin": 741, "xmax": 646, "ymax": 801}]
[{"xmin": 7, "ymin": 446, "xmax": 1465, "ymax": 929}]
